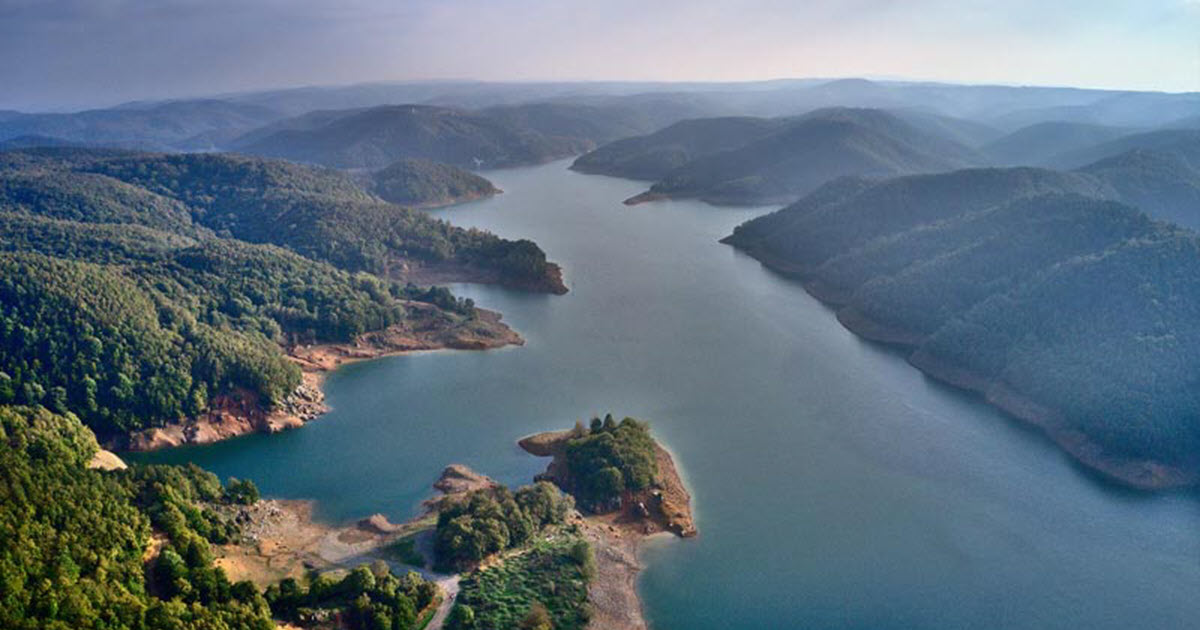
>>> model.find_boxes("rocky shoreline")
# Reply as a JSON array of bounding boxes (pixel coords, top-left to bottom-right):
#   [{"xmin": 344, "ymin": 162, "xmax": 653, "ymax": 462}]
[
  {"xmin": 728, "ymin": 240, "xmax": 1197, "ymax": 490},
  {"xmin": 117, "ymin": 304, "xmax": 523, "ymax": 452},
  {"xmin": 519, "ymin": 428, "xmax": 696, "ymax": 630}
]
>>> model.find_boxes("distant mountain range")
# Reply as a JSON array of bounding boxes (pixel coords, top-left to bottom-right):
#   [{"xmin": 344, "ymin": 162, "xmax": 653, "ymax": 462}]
[
  {"xmin": 229, "ymin": 104, "xmax": 593, "ymax": 170},
  {"xmin": 0, "ymin": 100, "xmax": 283, "ymax": 151},
  {"xmin": 575, "ymin": 107, "xmax": 984, "ymax": 205}
]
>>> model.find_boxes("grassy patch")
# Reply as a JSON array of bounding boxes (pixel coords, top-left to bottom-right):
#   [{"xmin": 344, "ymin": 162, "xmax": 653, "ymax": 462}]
[
  {"xmin": 448, "ymin": 532, "xmax": 592, "ymax": 630},
  {"xmin": 385, "ymin": 535, "xmax": 428, "ymax": 568}
]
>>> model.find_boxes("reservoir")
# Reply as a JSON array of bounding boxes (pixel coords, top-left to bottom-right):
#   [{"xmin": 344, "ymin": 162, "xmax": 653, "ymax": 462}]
[{"xmin": 133, "ymin": 160, "xmax": 1200, "ymax": 629}]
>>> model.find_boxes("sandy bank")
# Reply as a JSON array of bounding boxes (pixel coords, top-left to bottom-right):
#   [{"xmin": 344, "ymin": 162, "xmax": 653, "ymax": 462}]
[{"xmin": 214, "ymin": 464, "xmax": 495, "ymax": 589}]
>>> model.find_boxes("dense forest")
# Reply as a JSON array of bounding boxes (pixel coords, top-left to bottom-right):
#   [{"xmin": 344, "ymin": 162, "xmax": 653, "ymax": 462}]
[
  {"xmin": 230, "ymin": 104, "xmax": 591, "ymax": 170},
  {"xmin": 564, "ymin": 416, "xmax": 659, "ymax": 511},
  {"xmin": 573, "ymin": 108, "xmax": 981, "ymax": 205},
  {"xmin": 434, "ymin": 482, "xmax": 573, "ymax": 571},
  {"xmin": 367, "ymin": 157, "xmax": 499, "ymax": 208},
  {"xmin": 0, "ymin": 147, "xmax": 545, "ymax": 440},
  {"xmin": 0, "ymin": 404, "xmax": 439, "ymax": 629},
  {"xmin": 0, "ymin": 405, "xmax": 274, "ymax": 629},
  {"xmin": 724, "ymin": 166, "xmax": 1200, "ymax": 482},
  {"xmin": 1, "ymin": 148, "xmax": 565, "ymax": 291}
]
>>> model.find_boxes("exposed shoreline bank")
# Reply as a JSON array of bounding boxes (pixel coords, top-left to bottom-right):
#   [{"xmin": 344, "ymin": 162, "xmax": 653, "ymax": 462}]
[
  {"xmin": 117, "ymin": 304, "xmax": 523, "ymax": 452},
  {"xmin": 726, "ymin": 240, "xmax": 1197, "ymax": 491}
]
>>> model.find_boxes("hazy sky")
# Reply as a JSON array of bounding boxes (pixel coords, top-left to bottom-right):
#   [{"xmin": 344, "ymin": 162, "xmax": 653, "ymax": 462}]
[{"xmin": 1, "ymin": 0, "xmax": 1197, "ymax": 110}]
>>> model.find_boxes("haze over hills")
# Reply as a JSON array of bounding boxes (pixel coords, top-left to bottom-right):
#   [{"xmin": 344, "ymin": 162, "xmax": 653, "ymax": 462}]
[
  {"xmin": 3, "ymin": 78, "xmax": 1197, "ymax": 159},
  {"xmin": 981, "ymin": 121, "xmax": 1133, "ymax": 166},
  {"xmin": 577, "ymin": 107, "xmax": 984, "ymax": 205},
  {"xmin": 0, "ymin": 99, "xmax": 283, "ymax": 151},
  {"xmin": 230, "ymin": 104, "xmax": 593, "ymax": 169}
]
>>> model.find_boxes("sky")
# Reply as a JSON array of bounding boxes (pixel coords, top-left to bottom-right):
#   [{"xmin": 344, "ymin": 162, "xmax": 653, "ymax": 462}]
[{"xmin": 0, "ymin": 0, "xmax": 1197, "ymax": 111}]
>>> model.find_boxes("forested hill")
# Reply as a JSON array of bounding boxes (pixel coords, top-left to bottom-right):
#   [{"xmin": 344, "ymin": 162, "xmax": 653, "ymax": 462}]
[
  {"xmin": 367, "ymin": 157, "xmax": 500, "ymax": 208},
  {"xmin": 572, "ymin": 108, "xmax": 982, "ymax": 205},
  {"xmin": 231, "ymin": 104, "xmax": 592, "ymax": 169},
  {"xmin": 723, "ymin": 167, "xmax": 1200, "ymax": 489},
  {"xmin": 0, "ymin": 99, "xmax": 283, "ymax": 151},
  {"xmin": 0, "ymin": 148, "xmax": 566, "ymax": 293},
  {"xmin": 0, "ymin": 147, "xmax": 562, "ymax": 440},
  {"xmin": 0, "ymin": 404, "xmax": 441, "ymax": 630}
]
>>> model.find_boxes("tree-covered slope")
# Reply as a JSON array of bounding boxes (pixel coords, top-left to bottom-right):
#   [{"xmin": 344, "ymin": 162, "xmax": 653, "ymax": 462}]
[
  {"xmin": 368, "ymin": 157, "xmax": 499, "ymax": 208},
  {"xmin": 570, "ymin": 116, "xmax": 782, "ymax": 181},
  {"xmin": 980, "ymin": 121, "xmax": 1132, "ymax": 166},
  {"xmin": 575, "ymin": 108, "xmax": 982, "ymax": 205},
  {"xmin": 0, "ymin": 405, "xmax": 277, "ymax": 629},
  {"xmin": 725, "ymin": 167, "xmax": 1200, "ymax": 487},
  {"xmin": 0, "ymin": 100, "xmax": 282, "ymax": 152},
  {"xmin": 2, "ymin": 148, "xmax": 566, "ymax": 293},
  {"xmin": 0, "ymin": 147, "xmax": 553, "ymax": 439},
  {"xmin": 1077, "ymin": 149, "xmax": 1200, "ymax": 230},
  {"xmin": 231, "ymin": 104, "xmax": 590, "ymax": 169}
]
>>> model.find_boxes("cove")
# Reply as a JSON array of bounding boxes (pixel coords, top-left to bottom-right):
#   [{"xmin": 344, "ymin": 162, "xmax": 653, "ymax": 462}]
[{"xmin": 130, "ymin": 159, "xmax": 1200, "ymax": 629}]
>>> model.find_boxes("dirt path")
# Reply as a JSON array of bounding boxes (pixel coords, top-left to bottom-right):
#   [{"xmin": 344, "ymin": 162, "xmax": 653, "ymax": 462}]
[{"xmin": 426, "ymin": 575, "xmax": 461, "ymax": 630}]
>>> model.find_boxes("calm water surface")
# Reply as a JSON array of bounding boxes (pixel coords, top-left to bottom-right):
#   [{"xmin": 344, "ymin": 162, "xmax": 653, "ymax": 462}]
[{"xmin": 132, "ymin": 160, "xmax": 1200, "ymax": 629}]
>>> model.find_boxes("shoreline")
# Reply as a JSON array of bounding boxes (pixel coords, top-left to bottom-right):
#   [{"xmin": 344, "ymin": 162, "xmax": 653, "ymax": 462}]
[
  {"xmin": 394, "ymin": 260, "xmax": 568, "ymax": 295},
  {"xmin": 209, "ymin": 464, "xmax": 496, "ymax": 590},
  {"xmin": 118, "ymin": 303, "xmax": 523, "ymax": 452},
  {"xmin": 727, "ymin": 240, "xmax": 1197, "ymax": 491},
  {"xmin": 518, "ymin": 428, "xmax": 696, "ymax": 630}
]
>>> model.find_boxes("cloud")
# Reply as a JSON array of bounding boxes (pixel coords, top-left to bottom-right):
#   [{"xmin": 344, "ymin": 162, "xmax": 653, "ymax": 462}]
[{"xmin": 0, "ymin": 0, "xmax": 1194, "ymax": 110}]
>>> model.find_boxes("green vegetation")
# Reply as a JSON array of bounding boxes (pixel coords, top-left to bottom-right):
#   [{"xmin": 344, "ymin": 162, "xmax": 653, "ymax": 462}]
[
  {"xmin": 369, "ymin": 158, "xmax": 499, "ymax": 207},
  {"xmin": 384, "ymin": 536, "xmax": 427, "ymax": 568},
  {"xmin": 434, "ymin": 482, "xmax": 573, "ymax": 572},
  {"xmin": 725, "ymin": 166, "xmax": 1200, "ymax": 469},
  {"xmin": 265, "ymin": 564, "xmax": 437, "ymax": 630},
  {"xmin": 574, "ymin": 108, "xmax": 981, "ymax": 205},
  {"xmin": 446, "ymin": 534, "xmax": 593, "ymax": 630},
  {"xmin": 565, "ymin": 415, "xmax": 658, "ymax": 511},
  {"xmin": 2, "ymin": 148, "xmax": 563, "ymax": 290},
  {"xmin": 0, "ymin": 147, "xmax": 553, "ymax": 439},
  {"xmin": 0, "ymin": 405, "xmax": 276, "ymax": 630},
  {"xmin": 232, "ymin": 104, "xmax": 589, "ymax": 170}
]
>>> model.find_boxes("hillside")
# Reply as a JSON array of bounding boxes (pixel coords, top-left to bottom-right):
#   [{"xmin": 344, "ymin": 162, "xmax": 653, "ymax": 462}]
[
  {"xmin": 0, "ymin": 148, "xmax": 566, "ymax": 439},
  {"xmin": 570, "ymin": 116, "xmax": 782, "ymax": 181},
  {"xmin": 724, "ymin": 168, "xmax": 1200, "ymax": 488},
  {"xmin": 1049, "ymin": 128, "xmax": 1200, "ymax": 169},
  {"xmin": 231, "ymin": 104, "xmax": 592, "ymax": 169},
  {"xmin": 575, "ymin": 108, "xmax": 982, "ymax": 205},
  {"xmin": 368, "ymin": 157, "xmax": 499, "ymax": 208},
  {"xmin": 0, "ymin": 99, "xmax": 282, "ymax": 151},
  {"xmin": 1078, "ymin": 149, "xmax": 1200, "ymax": 230},
  {"xmin": 1, "ymin": 148, "xmax": 566, "ymax": 293},
  {"xmin": 982, "ymin": 121, "xmax": 1132, "ymax": 166}
]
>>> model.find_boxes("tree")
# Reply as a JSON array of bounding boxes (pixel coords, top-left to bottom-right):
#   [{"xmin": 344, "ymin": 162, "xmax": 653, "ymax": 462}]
[
  {"xmin": 519, "ymin": 602, "xmax": 553, "ymax": 630},
  {"xmin": 447, "ymin": 604, "xmax": 476, "ymax": 629}
]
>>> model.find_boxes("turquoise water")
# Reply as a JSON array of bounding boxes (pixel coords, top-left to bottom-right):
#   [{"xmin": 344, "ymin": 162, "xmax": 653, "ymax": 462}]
[{"xmin": 132, "ymin": 160, "xmax": 1200, "ymax": 629}]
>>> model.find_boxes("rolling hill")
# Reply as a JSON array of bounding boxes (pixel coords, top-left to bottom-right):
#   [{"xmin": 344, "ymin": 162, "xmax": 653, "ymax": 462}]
[
  {"xmin": 576, "ymin": 108, "xmax": 983, "ymax": 205},
  {"xmin": 367, "ymin": 157, "xmax": 500, "ymax": 208},
  {"xmin": 723, "ymin": 166, "xmax": 1200, "ymax": 489}
]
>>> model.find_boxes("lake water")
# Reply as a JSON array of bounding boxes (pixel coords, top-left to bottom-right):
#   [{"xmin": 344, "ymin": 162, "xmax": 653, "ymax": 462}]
[{"xmin": 131, "ymin": 160, "xmax": 1200, "ymax": 629}]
